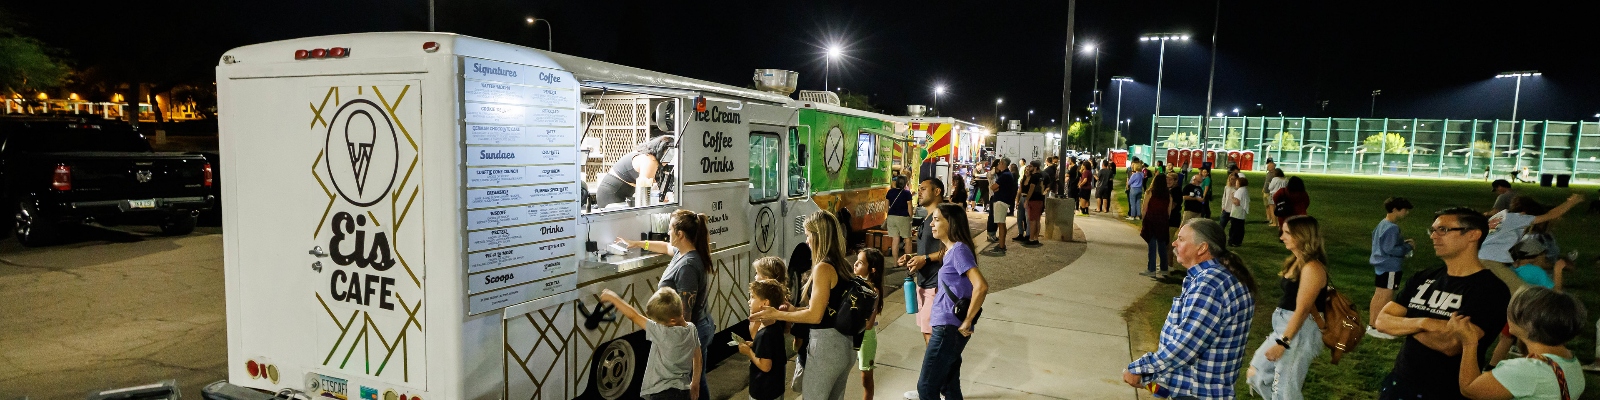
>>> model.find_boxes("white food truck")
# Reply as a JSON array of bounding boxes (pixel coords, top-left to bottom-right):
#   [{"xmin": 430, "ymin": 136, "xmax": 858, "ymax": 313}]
[{"xmin": 215, "ymin": 32, "xmax": 906, "ymax": 400}]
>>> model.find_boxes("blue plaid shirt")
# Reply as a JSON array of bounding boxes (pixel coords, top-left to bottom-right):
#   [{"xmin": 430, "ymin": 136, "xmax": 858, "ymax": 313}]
[{"xmin": 1127, "ymin": 259, "xmax": 1256, "ymax": 400}]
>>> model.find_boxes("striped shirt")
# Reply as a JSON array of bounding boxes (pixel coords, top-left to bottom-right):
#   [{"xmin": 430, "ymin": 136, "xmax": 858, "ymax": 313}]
[{"xmin": 1127, "ymin": 259, "xmax": 1256, "ymax": 400}]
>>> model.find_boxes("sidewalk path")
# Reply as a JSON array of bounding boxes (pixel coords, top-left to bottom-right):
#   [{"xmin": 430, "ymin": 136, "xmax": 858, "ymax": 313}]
[{"xmin": 714, "ymin": 212, "xmax": 1159, "ymax": 399}]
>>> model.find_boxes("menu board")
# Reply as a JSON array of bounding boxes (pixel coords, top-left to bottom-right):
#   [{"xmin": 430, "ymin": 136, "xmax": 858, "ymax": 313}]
[{"xmin": 460, "ymin": 56, "xmax": 580, "ymax": 315}]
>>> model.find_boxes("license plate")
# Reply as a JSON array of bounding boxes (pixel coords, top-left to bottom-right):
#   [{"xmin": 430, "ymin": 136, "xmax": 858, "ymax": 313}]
[{"xmin": 129, "ymin": 199, "xmax": 156, "ymax": 209}]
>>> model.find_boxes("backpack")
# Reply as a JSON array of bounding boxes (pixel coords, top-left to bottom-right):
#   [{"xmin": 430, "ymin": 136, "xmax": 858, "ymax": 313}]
[
  {"xmin": 1312, "ymin": 284, "xmax": 1364, "ymax": 364},
  {"xmin": 830, "ymin": 274, "xmax": 879, "ymax": 336}
]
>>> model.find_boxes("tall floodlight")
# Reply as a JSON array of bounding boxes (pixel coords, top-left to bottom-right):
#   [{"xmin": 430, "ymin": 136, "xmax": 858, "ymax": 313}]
[
  {"xmin": 1027, "ymin": 109, "xmax": 1035, "ymax": 130},
  {"xmin": 1494, "ymin": 70, "xmax": 1541, "ymax": 121},
  {"xmin": 1140, "ymin": 33, "xmax": 1189, "ymax": 123},
  {"xmin": 525, "ymin": 17, "xmax": 552, "ymax": 50},
  {"xmin": 824, "ymin": 45, "xmax": 843, "ymax": 90},
  {"xmin": 995, "ymin": 98, "xmax": 1003, "ymax": 127},
  {"xmin": 1111, "ymin": 76, "xmax": 1132, "ymax": 134},
  {"xmin": 934, "ymin": 85, "xmax": 947, "ymax": 116}
]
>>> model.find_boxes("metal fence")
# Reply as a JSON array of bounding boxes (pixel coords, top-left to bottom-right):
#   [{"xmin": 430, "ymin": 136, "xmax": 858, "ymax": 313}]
[{"xmin": 1143, "ymin": 115, "xmax": 1600, "ymax": 181}]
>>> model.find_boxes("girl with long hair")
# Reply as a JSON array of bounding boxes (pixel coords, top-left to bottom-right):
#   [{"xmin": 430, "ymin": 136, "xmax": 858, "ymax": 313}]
[
  {"xmin": 1247, "ymin": 215, "xmax": 1327, "ymax": 399},
  {"xmin": 1139, "ymin": 173, "xmax": 1172, "ymax": 277},
  {"xmin": 916, "ymin": 204, "xmax": 988, "ymax": 400},
  {"xmin": 751, "ymin": 210, "xmax": 855, "ymax": 400}
]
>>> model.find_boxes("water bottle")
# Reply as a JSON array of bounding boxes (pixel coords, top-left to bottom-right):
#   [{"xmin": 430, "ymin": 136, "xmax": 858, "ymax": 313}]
[{"xmin": 903, "ymin": 277, "xmax": 918, "ymax": 314}]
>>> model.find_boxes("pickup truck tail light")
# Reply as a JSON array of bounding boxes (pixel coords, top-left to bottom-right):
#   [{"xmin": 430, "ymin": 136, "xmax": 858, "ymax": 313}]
[
  {"xmin": 52, "ymin": 164, "xmax": 71, "ymax": 191},
  {"xmin": 203, "ymin": 162, "xmax": 214, "ymax": 187}
]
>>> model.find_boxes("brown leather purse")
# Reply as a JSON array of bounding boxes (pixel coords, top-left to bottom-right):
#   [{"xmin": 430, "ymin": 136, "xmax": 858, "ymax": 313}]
[{"xmin": 1312, "ymin": 285, "xmax": 1364, "ymax": 364}]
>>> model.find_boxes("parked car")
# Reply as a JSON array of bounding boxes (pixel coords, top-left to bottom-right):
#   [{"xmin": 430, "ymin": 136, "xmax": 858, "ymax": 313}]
[{"xmin": 0, "ymin": 118, "xmax": 215, "ymax": 246}]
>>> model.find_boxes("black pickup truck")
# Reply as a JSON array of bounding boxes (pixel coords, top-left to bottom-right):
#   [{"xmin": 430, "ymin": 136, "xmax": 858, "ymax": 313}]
[{"xmin": 0, "ymin": 118, "xmax": 215, "ymax": 246}]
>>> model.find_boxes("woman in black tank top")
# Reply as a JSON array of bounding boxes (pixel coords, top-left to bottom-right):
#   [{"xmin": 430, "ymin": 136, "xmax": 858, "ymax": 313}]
[
  {"xmin": 1246, "ymin": 215, "xmax": 1328, "ymax": 398},
  {"xmin": 596, "ymin": 136, "xmax": 674, "ymax": 207}
]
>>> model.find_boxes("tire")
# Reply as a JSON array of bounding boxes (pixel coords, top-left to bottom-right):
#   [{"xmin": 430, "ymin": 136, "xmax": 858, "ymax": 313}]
[
  {"xmin": 14, "ymin": 200, "xmax": 59, "ymax": 247},
  {"xmin": 590, "ymin": 337, "xmax": 638, "ymax": 400},
  {"xmin": 160, "ymin": 213, "xmax": 198, "ymax": 236}
]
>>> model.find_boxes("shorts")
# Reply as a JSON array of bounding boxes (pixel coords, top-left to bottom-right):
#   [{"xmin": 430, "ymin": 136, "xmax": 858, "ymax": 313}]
[
  {"xmin": 857, "ymin": 328, "xmax": 877, "ymax": 371},
  {"xmin": 1479, "ymin": 259, "xmax": 1529, "ymax": 293},
  {"xmin": 885, "ymin": 215, "xmax": 913, "ymax": 239},
  {"xmin": 1026, "ymin": 200, "xmax": 1045, "ymax": 221},
  {"xmin": 643, "ymin": 388, "xmax": 689, "ymax": 400},
  {"xmin": 915, "ymin": 286, "xmax": 937, "ymax": 334},
  {"xmin": 990, "ymin": 202, "xmax": 1012, "ymax": 223},
  {"xmin": 1374, "ymin": 271, "xmax": 1403, "ymax": 290}
]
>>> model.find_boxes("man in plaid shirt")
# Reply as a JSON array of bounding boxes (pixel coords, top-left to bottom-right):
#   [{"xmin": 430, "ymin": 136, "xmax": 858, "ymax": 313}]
[{"xmin": 1124, "ymin": 219, "xmax": 1258, "ymax": 399}]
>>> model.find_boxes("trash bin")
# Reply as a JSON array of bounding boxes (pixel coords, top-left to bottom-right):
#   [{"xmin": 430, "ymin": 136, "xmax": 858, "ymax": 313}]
[
  {"xmin": 1540, "ymin": 173, "xmax": 1554, "ymax": 187},
  {"xmin": 1557, "ymin": 174, "xmax": 1571, "ymax": 188}
]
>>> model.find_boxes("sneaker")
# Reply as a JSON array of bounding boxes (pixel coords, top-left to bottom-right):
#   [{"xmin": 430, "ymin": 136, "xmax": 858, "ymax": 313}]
[
  {"xmin": 1012, "ymin": 235, "xmax": 1027, "ymax": 241},
  {"xmin": 1366, "ymin": 326, "xmax": 1396, "ymax": 340},
  {"xmin": 905, "ymin": 391, "xmax": 919, "ymax": 400},
  {"xmin": 1139, "ymin": 271, "xmax": 1160, "ymax": 277},
  {"xmin": 987, "ymin": 234, "xmax": 998, "ymax": 242}
]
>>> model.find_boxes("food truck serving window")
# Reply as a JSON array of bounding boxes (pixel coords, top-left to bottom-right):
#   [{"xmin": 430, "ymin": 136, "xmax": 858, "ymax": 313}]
[
  {"xmin": 856, "ymin": 131, "xmax": 876, "ymax": 169},
  {"xmin": 579, "ymin": 93, "xmax": 681, "ymax": 213},
  {"xmin": 749, "ymin": 133, "xmax": 779, "ymax": 203}
]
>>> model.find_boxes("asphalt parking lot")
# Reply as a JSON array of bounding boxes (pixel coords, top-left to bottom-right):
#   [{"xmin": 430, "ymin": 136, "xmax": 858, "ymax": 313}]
[{"xmin": 0, "ymin": 224, "xmax": 227, "ymax": 400}]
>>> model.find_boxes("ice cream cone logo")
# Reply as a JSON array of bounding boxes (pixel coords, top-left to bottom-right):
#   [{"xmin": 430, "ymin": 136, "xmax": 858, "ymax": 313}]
[
  {"xmin": 324, "ymin": 98, "xmax": 400, "ymax": 207},
  {"xmin": 345, "ymin": 110, "xmax": 377, "ymax": 195}
]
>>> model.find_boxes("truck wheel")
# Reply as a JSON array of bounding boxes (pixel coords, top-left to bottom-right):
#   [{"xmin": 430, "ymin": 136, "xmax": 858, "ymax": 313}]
[
  {"xmin": 14, "ymin": 201, "xmax": 59, "ymax": 247},
  {"xmin": 590, "ymin": 337, "xmax": 637, "ymax": 400},
  {"xmin": 160, "ymin": 213, "xmax": 197, "ymax": 236}
]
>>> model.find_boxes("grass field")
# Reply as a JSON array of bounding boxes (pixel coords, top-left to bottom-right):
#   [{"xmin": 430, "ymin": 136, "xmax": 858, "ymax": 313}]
[{"xmin": 1111, "ymin": 169, "xmax": 1600, "ymax": 399}]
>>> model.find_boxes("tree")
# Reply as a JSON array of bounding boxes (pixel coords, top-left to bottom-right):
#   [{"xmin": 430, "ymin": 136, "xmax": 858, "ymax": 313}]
[
  {"xmin": 1267, "ymin": 131, "xmax": 1299, "ymax": 151},
  {"xmin": 1472, "ymin": 140, "xmax": 1494, "ymax": 158},
  {"xmin": 0, "ymin": 12, "xmax": 70, "ymax": 95},
  {"xmin": 1363, "ymin": 132, "xmax": 1409, "ymax": 154},
  {"xmin": 1066, "ymin": 121, "xmax": 1088, "ymax": 145},
  {"xmin": 1224, "ymin": 128, "xmax": 1244, "ymax": 150},
  {"xmin": 1163, "ymin": 131, "xmax": 1198, "ymax": 148},
  {"xmin": 838, "ymin": 92, "xmax": 879, "ymax": 113}
]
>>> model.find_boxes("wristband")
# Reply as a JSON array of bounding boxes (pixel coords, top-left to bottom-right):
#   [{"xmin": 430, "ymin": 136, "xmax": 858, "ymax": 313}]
[
  {"xmin": 643, "ymin": 241, "xmax": 649, "ymax": 251},
  {"xmin": 1275, "ymin": 337, "xmax": 1291, "ymax": 350}
]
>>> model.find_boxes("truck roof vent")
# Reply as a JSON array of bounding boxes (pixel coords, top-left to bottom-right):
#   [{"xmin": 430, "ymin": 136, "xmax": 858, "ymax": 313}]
[
  {"xmin": 907, "ymin": 105, "xmax": 927, "ymax": 117},
  {"xmin": 753, "ymin": 69, "xmax": 799, "ymax": 96},
  {"xmin": 797, "ymin": 90, "xmax": 840, "ymax": 106}
]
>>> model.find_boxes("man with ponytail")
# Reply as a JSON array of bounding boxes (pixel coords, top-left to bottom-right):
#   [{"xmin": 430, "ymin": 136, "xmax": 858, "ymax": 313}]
[{"xmin": 1124, "ymin": 219, "xmax": 1256, "ymax": 400}]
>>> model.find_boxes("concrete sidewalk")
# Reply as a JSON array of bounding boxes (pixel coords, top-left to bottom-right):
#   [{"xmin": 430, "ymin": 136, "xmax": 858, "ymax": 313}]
[{"xmin": 713, "ymin": 212, "xmax": 1158, "ymax": 399}]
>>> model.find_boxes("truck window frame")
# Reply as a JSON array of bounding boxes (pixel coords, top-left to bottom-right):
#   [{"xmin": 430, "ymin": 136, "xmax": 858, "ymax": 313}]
[{"xmin": 749, "ymin": 132, "xmax": 780, "ymax": 204}]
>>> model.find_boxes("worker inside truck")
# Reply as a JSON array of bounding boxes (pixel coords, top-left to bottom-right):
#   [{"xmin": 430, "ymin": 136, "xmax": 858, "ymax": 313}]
[{"xmin": 592, "ymin": 135, "xmax": 675, "ymax": 209}]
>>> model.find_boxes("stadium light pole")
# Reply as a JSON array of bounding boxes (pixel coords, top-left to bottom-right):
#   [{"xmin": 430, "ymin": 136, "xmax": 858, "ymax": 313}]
[
  {"xmin": 995, "ymin": 98, "xmax": 1003, "ymax": 127},
  {"xmin": 824, "ymin": 45, "xmax": 843, "ymax": 90},
  {"xmin": 1494, "ymin": 70, "xmax": 1540, "ymax": 121},
  {"xmin": 1111, "ymin": 76, "xmax": 1132, "ymax": 134},
  {"xmin": 525, "ymin": 17, "xmax": 552, "ymax": 50},
  {"xmin": 933, "ymin": 85, "xmax": 946, "ymax": 116},
  {"xmin": 1140, "ymin": 33, "xmax": 1189, "ymax": 121},
  {"xmin": 1028, "ymin": 109, "xmax": 1034, "ymax": 130}
]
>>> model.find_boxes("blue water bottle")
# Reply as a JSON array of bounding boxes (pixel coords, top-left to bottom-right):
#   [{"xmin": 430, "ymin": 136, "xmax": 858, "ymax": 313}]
[{"xmin": 903, "ymin": 277, "xmax": 918, "ymax": 314}]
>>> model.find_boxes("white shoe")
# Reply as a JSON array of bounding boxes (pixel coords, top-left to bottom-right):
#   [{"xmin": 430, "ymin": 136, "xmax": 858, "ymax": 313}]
[
  {"xmin": 904, "ymin": 390, "xmax": 920, "ymax": 400},
  {"xmin": 1366, "ymin": 326, "xmax": 1396, "ymax": 340}
]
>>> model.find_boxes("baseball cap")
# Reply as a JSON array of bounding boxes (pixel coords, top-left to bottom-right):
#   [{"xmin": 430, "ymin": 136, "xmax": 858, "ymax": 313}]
[{"xmin": 1509, "ymin": 238, "xmax": 1547, "ymax": 261}]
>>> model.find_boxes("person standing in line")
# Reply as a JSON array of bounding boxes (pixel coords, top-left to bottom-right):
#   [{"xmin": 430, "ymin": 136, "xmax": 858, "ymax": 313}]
[
  {"xmin": 1181, "ymin": 174, "xmax": 1206, "ymax": 226},
  {"xmin": 987, "ymin": 158, "xmax": 1017, "ymax": 254},
  {"xmin": 851, "ymin": 248, "xmax": 885, "ymax": 400},
  {"xmin": 898, "ymin": 177, "xmax": 946, "ymax": 399},
  {"xmin": 1246, "ymin": 215, "xmax": 1327, "ymax": 399},
  {"xmin": 598, "ymin": 287, "xmax": 701, "ymax": 400},
  {"xmin": 971, "ymin": 161, "xmax": 989, "ymax": 213},
  {"xmin": 1024, "ymin": 161, "xmax": 1046, "ymax": 245},
  {"xmin": 1124, "ymin": 219, "xmax": 1258, "ymax": 400},
  {"xmin": 1067, "ymin": 158, "xmax": 1082, "ymax": 202},
  {"xmin": 1043, "ymin": 156, "xmax": 1061, "ymax": 198},
  {"xmin": 1198, "ymin": 167, "xmax": 1214, "ymax": 219},
  {"xmin": 949, "ymin": 171, "xmax": 969, "ymax": 211},
  {"xmin": 1226, "ymin": 176, "xmax": 1249, "ymax": 247},
  {"xmin": 1127, "ymin": 162, "xmax": 1147, "ymax": 221},
  {"xmin": 1156, "ymin": 160, "xmax": 1168, "ymax": 175},
  {"xmin": 739, "ymin": 280, "xmax": 788, "ymax": 400},
  {"xmin": 750, "ymin": 210, "xmax": 857, "ymax": 400},
  {"xmin": 1219, "ymin": 166, "xmax": 1241, "ymax": 230},
  {"xmin": 1140, "ymin": 176, "xmax": 1172, "ymax": 277},
  {"xmin": 884, "ymin": 176, "xmax": 915, "ymax": 261},
  {"xmin": 916, "ymin": 203, "xmax": 990, "ymax": 400},
  {"xmin": 1096, "ymin": 159, "xmax": 1116, "ymax": 213},
  {"xmin": 1273, "ymin": 176, "xmax": 1311, "ymax": 219},
  {"xmin": 1367, "ymin": 197, "xmax": 1416, "ymax": 340},
  {"xmin": 1372, "ymin": 207, "xmax": 1512, "ymax": 400},
  {"xmin": 1013, "ymin": 162, "xmax": 1039, "ymax": 242},
  {"xmin": 1077, "ymin": 160, "xmax": 1095, "ymax": 215},
  {"xmin": 1167, "ymin": 172, "xmax": 1185, "ymax": 245},
  {"xmin": 1447, "ymin": 286, "xmax": 1588, "ymax": 400},
  {"xmin": 985, "ymin": 160, "xmax": 1001, "ymax": 240},
  {"xmin": 1486, "ymin": 179, "xmax": 1517, "ymax": 217},
  {"xmin": 616, "ymin": 210, "xmax": 715, "ymax": 399},
  {"xmin": 1264, "ymin": 165, "xmax": 1284, "ymax": 226}
]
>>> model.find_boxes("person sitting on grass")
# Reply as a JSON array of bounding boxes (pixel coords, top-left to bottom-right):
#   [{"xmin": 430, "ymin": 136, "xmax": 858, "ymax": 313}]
[
  {"xmin": 598, "ymin": 287, "xmax": 701, "ymax": 400},
  {"xmin": 1478, "ymin": 194, "xmax": 1586, "ymax": 294},
  {"xmin": 1487, "ymin": 239, "xmax": 1573, "ymax": 366},
  {"xmin": 738, "ymin": 279, "xmax": 789, "ymax": 400},
  {"xmin": 1367, "ymin": 197, "xmax": 1416, "ymax": 340},
  {"xmin": 1447, "ymin": 286, "xmax": 1588, "ymax": 400}
]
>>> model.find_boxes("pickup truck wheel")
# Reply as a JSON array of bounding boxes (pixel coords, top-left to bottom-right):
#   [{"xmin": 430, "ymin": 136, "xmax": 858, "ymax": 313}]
[
  {"xmin": 14, "ymin": 201, "xmax": 59, "ymax": 246},
  {"xmin": 159, "ymin": 213, "xmax": 198, "ymax": 236},
  {"xmin": 590, "ymin": 337, "xmax": 638, "ymax": 400}
]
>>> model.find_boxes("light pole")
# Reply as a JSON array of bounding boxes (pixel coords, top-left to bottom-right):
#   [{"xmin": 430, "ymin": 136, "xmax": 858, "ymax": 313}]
[
  {"xmin": 1083, "ymin": 43, "xmax": 1100, "ymax": 151},
  {"xmin": 1370, "ymin": 90, "xmax": 1381, "ymax": 117},
  {"xmin": 525, "ymin": 17, "xmax": 552, "ymax": 51},
  {"xmin": 1111, "ymin": 76, "xmax": 1132, "ymax": 134},
  {"xmin": 824, "ymin": 45, "xmax": 843, "ymax": 91},
  {"xmin": 1027, "ymin": 109, "xmax": 1034, "ymax": 130},
  {"xmin": 994, "ymin": 98, "xmax": 1003, "ymax": 128},
  {"xmin": 1140, "ymin": 33, "xmax": 1189, "ymax": 122},
  {"xmin": 1494, "ymin": 70, "xmax": 1540, "ymax": 121},
  {"xmin": 933, "ymin": 85, "xmax": 946, "ymax": 116}
]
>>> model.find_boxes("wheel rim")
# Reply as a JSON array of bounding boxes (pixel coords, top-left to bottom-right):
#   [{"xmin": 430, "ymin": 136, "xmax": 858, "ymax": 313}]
[
  {"xmin": 594, "ymin": 339, "xmax": 635, "ymax": 400},
  {"xmin": 14, "ymin": 204, "xmax": 32, "ymax": 239}
]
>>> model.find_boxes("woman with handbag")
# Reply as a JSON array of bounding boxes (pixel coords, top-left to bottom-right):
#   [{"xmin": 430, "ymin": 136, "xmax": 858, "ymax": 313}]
[
  {"xmin": 915, "ymin": 203, "xmax": 989, "ymax": 400},
  {"xmin": 1246, "ymin": 215, "xmax": 1327, "ymax": 399}
]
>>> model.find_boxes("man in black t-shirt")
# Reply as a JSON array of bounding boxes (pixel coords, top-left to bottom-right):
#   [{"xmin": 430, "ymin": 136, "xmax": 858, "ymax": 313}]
[
  {"xmin": 989, "ymin": 158, "xmax": 1018, "ymax": 254},
  {"xmin": 1180, "ymin": 174, "xmax": 1206, "ymax": 225},
  {"xmin": 1373, "ymin": 207, "xmax": 1511, "ymax": 400}
]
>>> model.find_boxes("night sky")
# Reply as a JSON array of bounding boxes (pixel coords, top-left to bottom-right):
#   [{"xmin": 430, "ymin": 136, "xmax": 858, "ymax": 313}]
[{"xmin": 9, "ymin": 0, "xmax": 1600, "ymax": 144}]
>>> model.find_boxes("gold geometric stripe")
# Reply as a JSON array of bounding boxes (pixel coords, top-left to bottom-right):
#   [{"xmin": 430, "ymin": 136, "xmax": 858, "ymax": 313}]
[{"xmin": 311, "ymin": 150, "xmax": 336, "ymax": 238}]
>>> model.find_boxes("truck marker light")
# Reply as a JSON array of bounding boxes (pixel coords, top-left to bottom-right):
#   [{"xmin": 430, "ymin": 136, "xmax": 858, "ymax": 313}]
[
  {"xmin": 422, "ymin": 41, "xmax": 439, "ymax": 53},
  {"xmin": 329, "ymin": 47, "xmax": 349, "ymax": 57},
  {"xmin": 310, "ymin": 48, "xmax": 327, "ymax": 58},
  {"xmin": 295, "ymin": 49, "xmax": 310, "ymax": 60},
  {"xmin": 52, "ymin": 164, "xmax": 71, "ymax": 191},
  {"xmin": 246, "ymin": 359, "xmax": 260, "ymax": 378},
  {"xmin": 203, "ymin": 163, "xmax": 214, "ymax": 187}
]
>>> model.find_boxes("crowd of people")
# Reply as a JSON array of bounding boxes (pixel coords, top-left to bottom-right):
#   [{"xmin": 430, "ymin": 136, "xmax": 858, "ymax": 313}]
[{"xmin": 1120, "ymin": 159, "xmax": 1592, "ymax": 400}]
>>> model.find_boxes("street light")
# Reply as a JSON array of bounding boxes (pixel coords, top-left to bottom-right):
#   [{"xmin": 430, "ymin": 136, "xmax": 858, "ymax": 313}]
[
  {"xmin": 1140, "ymin": 33, "xmax": 1190, "ymax": 123},
  {"xmin": 995, "ymin": 98, "xmax": 1003, "ymax": 127},
  {"xmin": 1494, "ymin": 70, "xmax": 1540, "ymax": 121},
  {"xmin": 525, "ymin": 17, "xmax": 552, "ymax": 51},
  {"xmin": 824, "ymin": 44, "xmax": 843, "ymax": 90},
  {"xmin": 1370, "ymin": 90, "xmax": 1381, "ymax": 117},
  {"xmin": 1111, "ymin": 76, "xmax": 1132, "ymax": 134},
  {"xmin": 1027, "ymin": 109, "xmax": 1034, "ymax": 130},
  {"xmin": 933, "ymin": 85, "xmax": 946, "ymax": 116}
]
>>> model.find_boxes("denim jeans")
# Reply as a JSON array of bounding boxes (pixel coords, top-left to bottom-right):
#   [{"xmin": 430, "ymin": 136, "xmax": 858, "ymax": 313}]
[
  {"xmin": 1247, "ymin": 308, "xmax": 1322, "ymax": 400},
  {"xmin": 1145, "ymin": 236, "xmax": 1169, "ymax": 272},
  {"xmin": 918, "ymin": 325, "xmax": 970, "ymax": 400},
  {"xmin": 694, "ymin": 314, "xmax": 715, "ymax": 400},
  {"xmin": 1016, "ymin": 202, "xmax": 1029, "ymax": 236},
  {"xmin": 1128, "ymin": 186, "xmax": 1144, "ymax": 218}
]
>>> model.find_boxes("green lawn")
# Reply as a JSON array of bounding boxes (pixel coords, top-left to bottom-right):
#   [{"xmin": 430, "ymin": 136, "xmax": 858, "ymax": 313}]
[{"xmin": 1112, "ymin": 168, "xmax": 1600, "ymax": 399}]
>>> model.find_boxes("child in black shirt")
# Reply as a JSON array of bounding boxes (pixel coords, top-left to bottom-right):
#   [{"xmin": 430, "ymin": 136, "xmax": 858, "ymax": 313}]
[{"xmin": 740, "ymin": 279, "xmax": 789, "ymax": 400}]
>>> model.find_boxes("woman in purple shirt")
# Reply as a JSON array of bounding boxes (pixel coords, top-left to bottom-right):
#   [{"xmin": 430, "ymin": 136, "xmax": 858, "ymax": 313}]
[{"xmin": 916, "ymin": 203, "xmax": 990, "ymax": 400}]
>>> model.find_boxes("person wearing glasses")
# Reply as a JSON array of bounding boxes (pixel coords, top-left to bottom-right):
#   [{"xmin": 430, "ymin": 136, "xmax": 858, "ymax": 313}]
[{"xmin": 1372, "ymin": 208, "xmax": 1513, "ymax": 400}]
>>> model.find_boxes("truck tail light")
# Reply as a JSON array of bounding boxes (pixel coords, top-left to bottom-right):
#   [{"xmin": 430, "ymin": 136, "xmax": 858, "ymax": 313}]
[
  {"xmin": 52, "ymin": 164, "xmax": 71, "ymax": 191},
  {"xmin": 203, "ymin": 162, "xmax": 214, "ymax": 187}
]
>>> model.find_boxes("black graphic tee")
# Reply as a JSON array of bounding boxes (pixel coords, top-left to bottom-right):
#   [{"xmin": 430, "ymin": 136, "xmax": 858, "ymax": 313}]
[
  {"xmin": 1183, "ymin": 184, "xmax": 1206, "ymax": 212},
  {"xmin": 1389, "ymin": 266, "xmax": 1511, "ymax": 396},
  {"xmin": 748, "ymin": 323, "xmax": 788, "ymax": 400}
]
